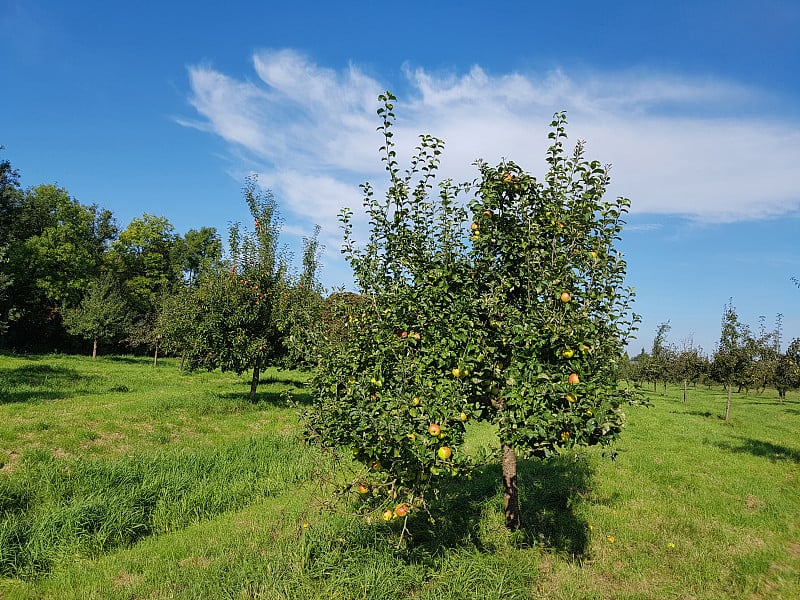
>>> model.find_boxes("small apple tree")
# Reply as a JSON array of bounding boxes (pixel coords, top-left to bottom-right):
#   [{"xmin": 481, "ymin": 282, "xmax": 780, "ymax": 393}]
[
  {"xmin": 305, "ymin": 93, "xmax": 640, "ymax": 529},
  {"xmin": 183, "ymin": 176, "xmax": 290, "ymax": 401}
]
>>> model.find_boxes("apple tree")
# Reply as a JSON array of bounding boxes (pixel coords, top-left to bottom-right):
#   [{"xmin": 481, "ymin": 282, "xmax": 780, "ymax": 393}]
[
  {"xmin": 182, "ymin": 176, "xmax": 289, "ymax": 401},
  {"xmin": 305, "ymin": 93, "xmax": 640, "ymax": 529}
]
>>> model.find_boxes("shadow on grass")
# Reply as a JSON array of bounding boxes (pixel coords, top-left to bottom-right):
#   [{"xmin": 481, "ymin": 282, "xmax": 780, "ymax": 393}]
[
  {"xmin": 715, "ymin": 436, "xmax": 800, "ymax": 463},
  {"xmin": 0, "ymin": 364, "xmax": 89, "ymax": 404},
  {"xmin": 304, "ymin": 455, "xmax": 595, "ymax": 572},
  {"xmin": 215, "ymin": 388, "xmax": 314, "ymax": 407},
  {"xmin": 407, "ymin": 456, "xmax": 592, "ymax": 558}
]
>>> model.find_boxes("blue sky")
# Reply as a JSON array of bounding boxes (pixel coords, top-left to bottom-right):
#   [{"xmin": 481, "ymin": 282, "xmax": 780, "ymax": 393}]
[{"xmin": 2, "ymin": 0, "xmax": 799, "ymax": 355}]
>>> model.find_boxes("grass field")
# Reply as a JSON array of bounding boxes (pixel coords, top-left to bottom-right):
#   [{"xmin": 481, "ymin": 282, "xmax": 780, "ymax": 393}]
[{"xmin": 1, "ymin": 353, "xmax": 798, "ymax": 599}]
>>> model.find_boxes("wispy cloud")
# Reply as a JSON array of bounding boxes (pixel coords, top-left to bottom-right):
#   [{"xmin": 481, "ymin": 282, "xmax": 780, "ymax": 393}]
[{"xmin": 181, "ymin": 49, "xmax": 800, "ymax": 249}]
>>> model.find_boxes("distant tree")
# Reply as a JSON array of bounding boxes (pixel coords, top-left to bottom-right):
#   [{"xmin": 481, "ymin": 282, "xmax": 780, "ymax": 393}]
[
  {"xmin": 641, "ymin": 322, "xmax": 673, "ymax": 394},
  {"xmin": 62, "ymin": 276, "xmax": 132, "ymax": 358},
  {"xmin": 0, "ymin": 147, "xmax": 22, "ymax": 248},
  {"xmin": 3, "ymin": 184, "xmax": 116, "ymax": 349},
  {"xmin": 173, "ymin": 226, "xmax": 223, "ymax": 285},
  {"xmin": 711, "ymin": 301, "xmax": 750, "ymax": 421},
  {"xmin": 670, "ymin": 339, "xmax": 708, "ymax": 402},
  {"xmin": 154, "ymin": 286, "xmax": 198, "ymax": 371},
  {"xmin": 774, "ymin": 338, "xmax": 800, "ymax": 403},
  {"xmin": 747, "ymin": 315, "xmax": 780, "ymax": 395},
  {"xmin": 276, "ymin": 226, "xmax": 324, "ymax": 369},
  {"xmin": 0, "ymin": 246, "xmax": 11, "ymax": 335},
  {"xmin": 106, "ymin": 214, "xmax": 182, "ymax": 316}
]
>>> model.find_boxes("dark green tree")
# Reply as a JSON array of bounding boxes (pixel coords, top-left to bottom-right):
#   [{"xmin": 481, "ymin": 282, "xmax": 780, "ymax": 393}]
[
  {"xmin": 774, "ymin": 338, "xmax": 800, "ymax": 403},
  {"xmin": 62, "ymin": 276, "xmax": 132, "ymax": 358},
  {"xmin": 3, "ymin": 184, "xmax": 116, "ymax": 349}
]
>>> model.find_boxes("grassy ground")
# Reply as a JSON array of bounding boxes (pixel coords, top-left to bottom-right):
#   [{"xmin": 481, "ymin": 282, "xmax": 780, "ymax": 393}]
[{"xmin": 1, "ymin": 354, "xmax": 798, "ymax": 599}]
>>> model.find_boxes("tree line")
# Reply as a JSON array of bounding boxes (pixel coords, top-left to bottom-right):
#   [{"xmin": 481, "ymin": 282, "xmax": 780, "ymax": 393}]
[
  {"xmin": 0, "ymin": 149, "xmax": 324, "ymax": 397},
  {"xmin": 622, "ymin": 307, "xmax": 800, "ymax": 417}
]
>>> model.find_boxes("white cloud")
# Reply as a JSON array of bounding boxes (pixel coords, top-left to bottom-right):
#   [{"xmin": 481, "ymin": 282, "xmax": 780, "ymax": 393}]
[{"xmin": 181, "ymin": 49, "xmax": 800, "ymax": 240}]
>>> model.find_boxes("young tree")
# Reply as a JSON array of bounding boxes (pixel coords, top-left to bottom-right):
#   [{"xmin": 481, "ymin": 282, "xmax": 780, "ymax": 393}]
[
  {"xmin": 62, "ymin": 276, "xmax": 132, "ymax": 358},
  {"xmin": 306, "ymin": 94, "xmax": 640, "ymax": 530},
  {"xmin": 671, "ymin": 339, "xmax": 707, "ymax": 402},
  {"xmin": 182, "ymin": 176, "xmax": 302, "ymax": 401},
  {"xmin": 711, "ymin": 301, "xmax": 750, "ymax": 421},
  {"xmin": 774, "ymin": 338, "xmax": 800, "ymax": 403}
]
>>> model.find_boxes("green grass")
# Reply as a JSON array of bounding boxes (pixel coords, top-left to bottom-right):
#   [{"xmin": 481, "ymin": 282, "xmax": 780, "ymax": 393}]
[{"xmin": 1, "ymin": 354, "xmax": 799, "ymax": 598}]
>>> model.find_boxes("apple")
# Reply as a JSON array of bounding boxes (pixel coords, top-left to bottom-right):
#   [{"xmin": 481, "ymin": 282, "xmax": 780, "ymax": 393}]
[
  {"xmin": 428, "ymin": 423, "xmax": 441, "ymax": 436},
  {"xmin": 503, "ymin": 172, "xmax": 513, "ymax": 183},
  {"xmin": 382, "ymin": 509, "xmax": 394, "ymax": 521},
  {"xmin": 568, "ymin": 372, "xmax": 580, "ymax": 385},
  {"xmin": 483, "ymin": 209, "xmax": 493, "ymax": 218},
  {"xmin": 459, "ymin": 412, "xmax": 468, "ymax": 422},
  {"xmin": 471, "ymin": 222, "xmax": 479, "ymax": 231},
  {"xmin": 411, "ymin": 396, "xmax": 420, "ymax": 406},
  {"xmin": 566, "ymin": 393, "xmax": 577, "ymax": 403},
  {"xmin": 437, "ymin": 446, "xmax": 452, "ymax": 460},
  {"xmin": 560, "ymin": 291, "xmax": 571, "ymax": 303},
  {"xmin": 371, "ymin": 461, "xmax": 381, "ymax": 471},
  {"xmin": 357, "ymin": 483, "xmax": 369, "ymax": 494},
  {"xmin": 452, "ymin": 368, "xmax": 461, "ymax": 378},
  {"xmin": 411, "ymin": 332, "xmax": 421, "ymax": 340},
  {"xmin": 394, "ymin": 503, "xmax": 409, "ymax": 517},
  {"xmin": 562, "ymin": 348, "xmax": 575, "ymax": 359}
]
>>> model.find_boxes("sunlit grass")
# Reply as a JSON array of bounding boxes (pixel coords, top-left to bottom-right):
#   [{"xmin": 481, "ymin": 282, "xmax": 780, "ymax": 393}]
[{"xmin": 1, "ymin": 354, "xmax": 799, "ymax": 599}]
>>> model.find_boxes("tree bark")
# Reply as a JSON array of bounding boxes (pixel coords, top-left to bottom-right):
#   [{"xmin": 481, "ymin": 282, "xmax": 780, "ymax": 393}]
[
  {"xmin": 724, "ymin": 383, "xmax": 732, "ymax": 421},
  {"xmin": 249, "ymin": 362, "xmax": 260, "ymax": 402},
  {"xmin": 92, "ymin": 339, "xmax": 97, "ymax": 359},
  {"xmin": 502, "ymin": 442, "xmax": 520, "ymax": 530}
]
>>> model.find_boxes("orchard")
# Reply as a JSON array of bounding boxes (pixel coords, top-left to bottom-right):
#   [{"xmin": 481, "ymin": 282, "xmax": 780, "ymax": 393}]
[{"xmin": 305, "ymin": 93, "xmax": 642, "ymax": 530}]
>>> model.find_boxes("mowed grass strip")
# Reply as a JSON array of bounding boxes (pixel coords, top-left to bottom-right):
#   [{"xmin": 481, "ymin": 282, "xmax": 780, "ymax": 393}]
[{"xmin": 1, "ymin": 354, "xmax": 799, "ymax": 599}]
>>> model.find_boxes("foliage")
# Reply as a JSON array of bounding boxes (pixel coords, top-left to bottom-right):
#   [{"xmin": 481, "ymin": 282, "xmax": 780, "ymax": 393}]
[
  {"xmin": 180, "ymin": 176, "xmax": 315, "ymax": 399},
  {"xmin": 106, "ymin": 213, "xmax": 182, "ymax": 315},
  {"xmin": 276, "ymin": 226, "xmax": 325, "ymax": 369},
  {"xmin": 774, "ymin": 337, "xmax": 800, "ymax": 401},
  {"xmin": 1, "ymin": 184, "xmax": 116, "ymax": 349},
  {"xmin": 61, "ymin": 276, "xmax": 132, "ymax": 357},
  {"xmin": 306, "ymin": 93, "xmax": 640, "ymax": 528}
]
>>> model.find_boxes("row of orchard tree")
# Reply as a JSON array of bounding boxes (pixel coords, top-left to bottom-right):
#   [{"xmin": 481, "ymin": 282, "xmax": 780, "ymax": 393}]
[
  {"xmin": 0, "ymin": 149, "xmax": 323, "ymax": 393},
  {"xmin": 624, "ymin": 309, "xmax": 800, "ymax": 412}
]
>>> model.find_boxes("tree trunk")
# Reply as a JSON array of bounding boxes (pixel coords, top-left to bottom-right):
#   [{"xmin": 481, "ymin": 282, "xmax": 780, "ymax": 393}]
[
  {"xmin": 249, "ymin": 362, "xmax": 260, "ymax": 402},
  {"xmin": 683, "ymin": 379, "xmax": 687, "ymax": 402},
  {"xmin": 724, "ymin": 383, "xmax": 732, "ymax": 421},
  {"xmin": 92, "ymin": 339, "xmax": 97, "ymax": 359},
  {"xmin": 179, "ymin": 353, "xmax": 185, "ymax": 372},
  {"xmin": 152, "ymin": 343, "xmax": 159, "ymax": 368},
  {"xmin": 501, "ymin": 442, "xmax": 520, "ymax": 530},
  {"xmin": 662, "ymin": 380, "xmax": 667, "ymax": 396}
]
